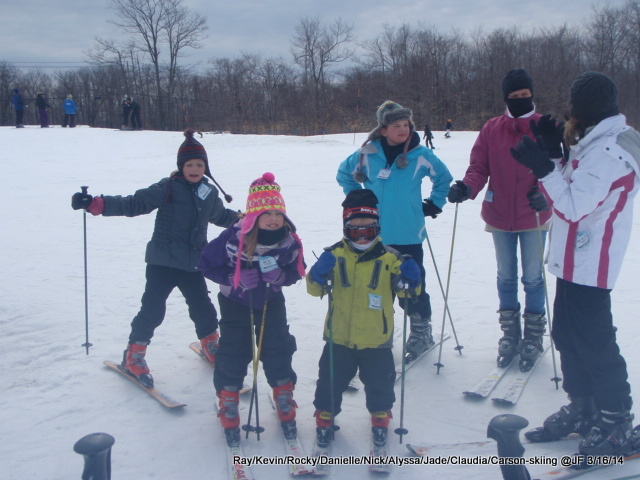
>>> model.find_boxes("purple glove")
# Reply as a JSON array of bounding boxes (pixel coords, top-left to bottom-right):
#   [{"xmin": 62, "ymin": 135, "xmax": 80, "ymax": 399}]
[
  {"xmin": 238, "ymin": 267, "xmax": 260, "ymax": 290},
  {"xmin": 261, "ymin": 268, "xmax": 285, "ymax": 285}
]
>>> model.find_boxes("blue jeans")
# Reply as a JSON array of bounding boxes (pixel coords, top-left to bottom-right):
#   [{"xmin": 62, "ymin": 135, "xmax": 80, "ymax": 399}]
[{"xmin": 491, "ymin": 230, "xmax": 547, "ymax": 315}]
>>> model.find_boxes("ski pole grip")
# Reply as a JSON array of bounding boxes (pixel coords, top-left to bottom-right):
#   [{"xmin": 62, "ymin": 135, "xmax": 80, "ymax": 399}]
[
  {"xmin": 73, "ymin": 432, "xmax": 115, "ymax": 480},
  {"xmin": 487, "ymin": 414, "xmax": 531, "ymax": 480},
  {"xmin": 81, "ymin": 186, "xmax": 89, "ymax": 194}
]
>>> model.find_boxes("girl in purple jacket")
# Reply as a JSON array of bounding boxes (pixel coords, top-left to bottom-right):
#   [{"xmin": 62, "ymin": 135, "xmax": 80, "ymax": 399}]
[{"xmin": 198, "ymin": 172, "xmax": 306, "ymax": 436}]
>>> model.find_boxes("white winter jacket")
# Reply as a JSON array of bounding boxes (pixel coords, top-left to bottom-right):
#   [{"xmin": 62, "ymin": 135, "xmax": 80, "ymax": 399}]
[{"xmin": 541, "ymin": 114, "xmax": 640, "ymax": 289}]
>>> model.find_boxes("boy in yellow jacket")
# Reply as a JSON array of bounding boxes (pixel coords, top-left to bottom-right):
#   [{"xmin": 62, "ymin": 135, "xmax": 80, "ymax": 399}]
[{"xmin": 307, "ymin": 189, "xmax": 421, "ymax": 447}]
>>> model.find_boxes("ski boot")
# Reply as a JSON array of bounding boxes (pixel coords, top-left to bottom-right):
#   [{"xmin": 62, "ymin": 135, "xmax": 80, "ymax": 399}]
[
  {"xmin": 580, "ymin": 409, "xmax": 635, "ymax": 456},
  {"xmin": 200, "ymin": 330, "xmax": 220, "ymax": 364},
  {"xmin": 371, "ymin": 410, "xmax": 392, "ymax": 447},
  {"xmin": 273, "ymin": 380, "xmax": 297, "ymax": 439},
  {"xmin": 405, "ymin": 314, "xmax": 435, "ymax": 363},
  {"xmin": 121, "ymin": 341, "xmax": 153, "ymax": 388},
  {"xmin": 496, "ymin": 309, "xmax": 522, "ymax": 368},
  {"xmin": 519, "ymin": 312, "xmax": 546, "ymax": 372},
  {"xmin": 218, "ymin": 387, "xmax": 241, "ymax": 445},
  {"xmin": 525, "ymin": 396, "xmax": 598, "ymax": 442},
  {"xmin": 315, "ymin": 410, "xmax": 338, "ymax": 448}
]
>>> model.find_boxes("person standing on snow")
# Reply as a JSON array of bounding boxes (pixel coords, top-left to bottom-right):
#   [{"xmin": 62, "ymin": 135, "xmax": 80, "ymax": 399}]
[
  {"xmin": 70, "ymin": 129, "xmax": 238, "ymax": 388},
  {"xmin": 307, "ymin": 189, "xmax": 422, "ymax": 448},
  {"xmin": 121, "ymin": 96, "xmax": 132, "ymax": 130},
  {"xmin": 35, "ymin": 92, "xmax": 50, "ymax": 128},
  {"xmin": 447, "ymin": 68, "xmax": 551, "ymax": 373},
  {"xmin": 12, "ymin": 88, "xmax": 25, "ymax": 128},
  {"xmin": 511, "ymin": 72, "xmax": 639, "ymax": 457},
  {"xmin": 337, "ymin": 100, "xmax": 452, "ymax": 363},
  {"xmin": 423, "ymin": 122, "xmax": 435, "ymax": 149},
  {"xmin": 129, "ymin": 97, "xmax": 142, "ymax": 130},
  {"xmin": 444, "ymin": 119, "xmax": 453, "ymax": 138},
  {"xmin": 62, "ymin": 94, "xmax": 77, "ymax": 127},
  {"xmin": 198, "ymin": 173, "xmax": 306, "ymax": 438}
]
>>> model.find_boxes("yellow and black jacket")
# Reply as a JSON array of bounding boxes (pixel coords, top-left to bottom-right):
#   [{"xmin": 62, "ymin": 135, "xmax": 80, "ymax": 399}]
[{"xmin": 307, "ymin": 238, "xmax": 418, "ymax": 350}]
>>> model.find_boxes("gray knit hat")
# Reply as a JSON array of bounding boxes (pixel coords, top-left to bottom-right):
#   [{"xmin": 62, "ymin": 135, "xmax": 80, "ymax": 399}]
[
  {"xmin": 570, "ymin": 72, "xmax": 619, "ymax": 125},
  {"xmin": 367, "ymin": 100, "xmax": 415, "ymax": 141}
]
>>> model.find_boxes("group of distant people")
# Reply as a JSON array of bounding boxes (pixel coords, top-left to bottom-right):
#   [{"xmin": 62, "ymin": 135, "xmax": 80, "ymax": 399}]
[
  {"xmin": 422, "ymin": 119, "xmax": 454, "ymax": 149},
  {"xmin": 10, "ymin": 90, "xmax": 141, "ymax": 130}
]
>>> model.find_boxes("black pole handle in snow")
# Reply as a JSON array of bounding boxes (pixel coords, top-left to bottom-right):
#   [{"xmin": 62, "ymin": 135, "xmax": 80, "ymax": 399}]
[
  {"xmin": 81, "ymin": 186, "xmax": 93, "ymax": 355},
  {"xmin": 487, "ymin": 414, "xmax": 531, "ymax": 480},
  {"xmin": 73, "ymin": 432, "xmax": 115, "ymax": 480}
]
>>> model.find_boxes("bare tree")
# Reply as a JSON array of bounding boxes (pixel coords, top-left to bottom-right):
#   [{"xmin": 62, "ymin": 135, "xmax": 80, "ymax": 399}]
[{"xmin": 291, "ymin": 16, "xmax": 354, "ymax": 133}]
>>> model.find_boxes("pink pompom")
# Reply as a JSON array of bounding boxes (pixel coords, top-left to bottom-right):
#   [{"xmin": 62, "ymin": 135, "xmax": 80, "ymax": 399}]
[{"xmin": 262, "ymin": 172, "xmax": 275, "ymax": 183}]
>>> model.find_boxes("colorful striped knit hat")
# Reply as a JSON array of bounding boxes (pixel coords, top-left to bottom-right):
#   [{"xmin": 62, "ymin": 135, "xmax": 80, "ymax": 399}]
[
  {"xmin": 177, "ymin": 128, "xmax": 213, "ymax": 180},
  {"xmin": 232, "ymin": 172, "xmax": 305, "ymax": 288}
]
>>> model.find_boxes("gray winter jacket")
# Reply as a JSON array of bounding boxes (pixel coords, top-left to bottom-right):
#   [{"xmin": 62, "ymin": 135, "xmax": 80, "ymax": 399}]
[{"xmin": 102, "ymin": 175, "xmax": 238, "ymax": 272}]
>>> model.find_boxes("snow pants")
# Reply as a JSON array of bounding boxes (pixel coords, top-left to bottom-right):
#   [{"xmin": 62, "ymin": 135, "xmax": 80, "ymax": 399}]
[
  {"xmin": 313, "ymin": 343, "xmax": 396, "ymax": 415},
  {"xmin": 128, "ymin": 264, "xmax": 219, "ymax": 343},
  {"xmin": 62, "ymin": 114, "xmax": 76, "ymax": 127},
  {"xmin": 213, "ymin": 292, "xmax": 297, "ymax": 393},
  {"xmin": 15, "ymin": 109, "xmax": 23, "ymax": 126},
  {"xmin": 388, "ymin": 243, "xmax": 432, "ymax": 320},
  {"xmin": 552, "ymin": 278, "xmax": 632, "ymax": 412},
  {"xmin": 38, "ymin": 108, "xmax": 49, "ymax": 127}
]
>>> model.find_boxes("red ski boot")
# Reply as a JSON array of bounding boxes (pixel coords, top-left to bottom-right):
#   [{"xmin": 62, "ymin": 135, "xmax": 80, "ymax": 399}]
[
  {"xmin": 217, "ymin": 389, "xmax": 240, "ymax": 430},
  {"xmin": 122, "ymin": 342, "xmax": 153, "ymax": 388},
  {"xmin": 200, "ymin": 330, "xmax": 219, "ymax": 364}
]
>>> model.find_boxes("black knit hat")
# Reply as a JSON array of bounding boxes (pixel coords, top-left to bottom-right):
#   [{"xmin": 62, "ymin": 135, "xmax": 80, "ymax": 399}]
[
  {"xmin": 177, "ymin": 128, "xmax": 213, "ymax": 179},
  {"xmin": 342, "ymin": 189, "xmax": 379, "ymax": 225},
  {"xmin": 570, "ymin": 72, "xmax": 619, "ymax": 125},
  {"xmin": 502, "ymin": 68, "xmax": 534, "ymax": 100}
]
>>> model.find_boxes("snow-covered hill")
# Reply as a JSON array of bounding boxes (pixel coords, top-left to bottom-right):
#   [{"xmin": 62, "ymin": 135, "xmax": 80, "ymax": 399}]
[{"xmin": 1, "ymin": 125, "xmax": 639, "ymax": 479}]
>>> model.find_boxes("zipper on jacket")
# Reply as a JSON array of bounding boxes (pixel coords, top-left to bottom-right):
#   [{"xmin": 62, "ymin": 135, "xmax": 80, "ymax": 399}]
[
  {"xmin": 382, "ymin": 311, "xmax": 388, "ymax": 335},
  {"xmin": 368, "ymin": 259, "xmax": 382, "ymax": 289},
  {"xmin": 338, "ymin": 256, "xmax": 351, "ymax": 287}
]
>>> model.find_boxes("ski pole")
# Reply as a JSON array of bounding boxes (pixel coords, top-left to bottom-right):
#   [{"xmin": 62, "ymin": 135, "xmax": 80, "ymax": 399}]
[
  {"xmin": 434, "ymin": 203, "xmax": 459, "ymax": 374},
  {"xmin": 394, "ymin": 283, "xmax": 410, "ymax": 443},
  {"xmin": 536, "ymin": 211, "xmax": 561, "ymax": 388},
  {"xmin": 425, "ymin": 232, "xmax": 463, "ymax": 353},
  {"xmin": 326, "ymin": 279, "xmax": 338, "ymax": 441},
  {"xmin": 243, "ymin": 284, "xmax": 270, "ymax": 439},
  {"xmin": 81, "ymin": 186, "xmax": 93, "ymax": 355}
]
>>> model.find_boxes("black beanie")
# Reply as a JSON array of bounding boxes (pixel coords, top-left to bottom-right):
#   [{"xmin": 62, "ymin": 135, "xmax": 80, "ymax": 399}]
[
  {"xmin": 342, "ymin": 189, "xmax": 379, "ymax": 225},
  {"xmin": 570, "ymin": 71, "xmax": 620, "ymax": 125},
  {"xmin": 502, "ymin": 68, "xmax": 534, "ymax": 100}
]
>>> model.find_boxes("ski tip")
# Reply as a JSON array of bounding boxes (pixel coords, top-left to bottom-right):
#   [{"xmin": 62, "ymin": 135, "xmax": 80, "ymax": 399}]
[
  {"xmin": 462, "ymin": 391, "xmax": 484, "ymax": 398},
  {"xmin": 491, "ymin": 397, "xmax": 515, "ymax": 406}
]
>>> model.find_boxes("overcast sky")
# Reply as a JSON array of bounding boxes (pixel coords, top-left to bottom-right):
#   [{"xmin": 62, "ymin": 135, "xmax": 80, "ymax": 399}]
[{"xmin": 2, "ymin": 0, "xmax": 628, "ymax": 70}]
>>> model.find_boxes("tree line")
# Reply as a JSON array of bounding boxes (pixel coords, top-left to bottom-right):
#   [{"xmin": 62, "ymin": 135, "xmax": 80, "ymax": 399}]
[{"xmin": 3, "ymin": 0, "xmax": 640, "ymax": 133}]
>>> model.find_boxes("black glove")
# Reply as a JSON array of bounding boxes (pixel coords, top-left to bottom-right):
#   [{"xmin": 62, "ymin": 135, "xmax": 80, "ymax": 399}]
[
  {"xmin": 530, "ymin": 114, "xmax": 564, "ymax": 159},
  {"xmin": 71, "ymin": 192, "xmax": 93, "ymax": 210},
  {"xmin": 527, "ymin": 186, "xmax": 549, "ymax": 212},
  {"xmin": 510, "ymin": 136, "xmax": 555, "ymax": 179},
  {"xmin": 422, "ymin": 199, "xmax": 442, "ymax": 218},
  {"xmin": 447, "ymin": 180, "xmax": 471, "ymax": 203}
]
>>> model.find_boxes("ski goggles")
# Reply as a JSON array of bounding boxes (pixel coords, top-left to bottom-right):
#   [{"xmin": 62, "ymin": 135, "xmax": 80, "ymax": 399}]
[{"xmin": 343, "ymin": 222, "xmax": 380, "ymax": 242}]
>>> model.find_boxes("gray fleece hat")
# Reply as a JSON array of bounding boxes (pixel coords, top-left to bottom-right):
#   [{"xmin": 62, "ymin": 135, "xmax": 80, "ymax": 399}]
[{"xmin": 367, "ymin": 100, "xmax": 415, "ymax": 142}]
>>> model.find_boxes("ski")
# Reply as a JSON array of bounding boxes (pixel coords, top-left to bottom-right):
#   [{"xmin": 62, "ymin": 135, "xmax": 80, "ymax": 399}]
[
  {"xmin": 462, "ymin": 356, "xmax": 518, "ymax": 398},
  {"xmin": 103, "ymin": 360, "xmax": 186, "ymax": 408},
  {"xmin": 189, "ymin": 342, "xmax": 252, "ymax": 395},
  {"xmin": 268, "ymin": 395, "xmax": 314, "ymax": 476},
  {"xmin": 214, "ymin": 400, "xmax": 256, "ymax": 480},
  {"xmin": 395, "ymin": 331, "xmax": 451, "ymax": 381},
  {"xmin": 369, "ymin": 428, "xmax": 391, "ymax": 474},
  {"xmin": 310, "ymin": 435, "xmax": 332, "ymax": 476},
  {"xmin": 492, "ymin": 344, "xmax": 551, "ymax": 405},
  {"xmin": 406, "ymin": 435, "xmax": 582, "ymax": 456},
  {"xmin": 533, "ymin": 427, "xmax": 640, "ymax": 480}
]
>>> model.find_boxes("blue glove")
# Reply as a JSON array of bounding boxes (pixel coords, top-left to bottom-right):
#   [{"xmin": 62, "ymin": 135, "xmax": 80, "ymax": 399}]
[
  {"xmin": 510, "ymin": 135, "xmax": 555, "ymax": 179},
  {"xmin": 311, "ymin": 251, "xmax": 336, "ymax": 286},
  {"xmin": 399, "ymin": 257, "xmax": 421, "ymax": 289}
]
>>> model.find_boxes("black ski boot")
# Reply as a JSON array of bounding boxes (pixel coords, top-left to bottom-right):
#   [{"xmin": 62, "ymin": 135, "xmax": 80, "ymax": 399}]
[
  {"xmin": 496, "ymin": 309, "xmax": 521, "ymax": 368},
  {"xmin": 580, "ymin": 409, "xmax": 635, "ymax": 456},
  {"xmin": 405, "ymin": 314, "xmax": 435, "ymax": 363},
  {"xmin": 525, "ymin": 396, "xmax": 598, "ymax": 442},
  {"xmin": 519, "ymin": 312, "xmax": 546, "ymax": 372}
]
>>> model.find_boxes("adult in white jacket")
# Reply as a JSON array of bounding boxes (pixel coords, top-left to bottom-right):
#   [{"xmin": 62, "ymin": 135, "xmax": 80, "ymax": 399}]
[{"xmin": 511, "ymin": 72, "xmax": 640, "ymax": 457}]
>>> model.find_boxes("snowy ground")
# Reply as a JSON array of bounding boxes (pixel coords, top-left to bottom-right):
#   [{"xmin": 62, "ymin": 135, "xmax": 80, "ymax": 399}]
[{"xmin": 1, "ymin": 125, "xmax": 639, "ymax": 480}]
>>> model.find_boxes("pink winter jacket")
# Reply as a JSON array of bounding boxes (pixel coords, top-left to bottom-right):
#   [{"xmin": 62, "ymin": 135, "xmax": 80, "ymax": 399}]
[{"xmin": 463, "ymin": 110, "xmax": 552, "ymax": 231}]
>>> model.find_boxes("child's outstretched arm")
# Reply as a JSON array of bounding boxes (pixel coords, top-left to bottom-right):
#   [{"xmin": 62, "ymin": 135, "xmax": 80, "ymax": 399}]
[{"xmin": 207, "ymin": 193, "xmax": 239, "ymax": 228}]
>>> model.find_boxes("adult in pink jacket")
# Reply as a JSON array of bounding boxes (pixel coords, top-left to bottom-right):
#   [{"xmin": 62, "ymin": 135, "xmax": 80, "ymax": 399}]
[
  {"xmin": 512, "ymin": 72, "xmax": 639, "ymax": 458},
  {"xmin": 447, "ymin": 68, "xmax": 553, "ymax": 372}
]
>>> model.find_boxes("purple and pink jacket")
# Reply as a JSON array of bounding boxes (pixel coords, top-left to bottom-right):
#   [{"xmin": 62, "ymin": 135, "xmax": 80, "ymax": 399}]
[
  {"xmin": 197, "ymin": 220, "xmax": 305, "ymax": 307},
  {"xmin": 463, "ymin": 110, "xmax": 552, "ymax": 231}
]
